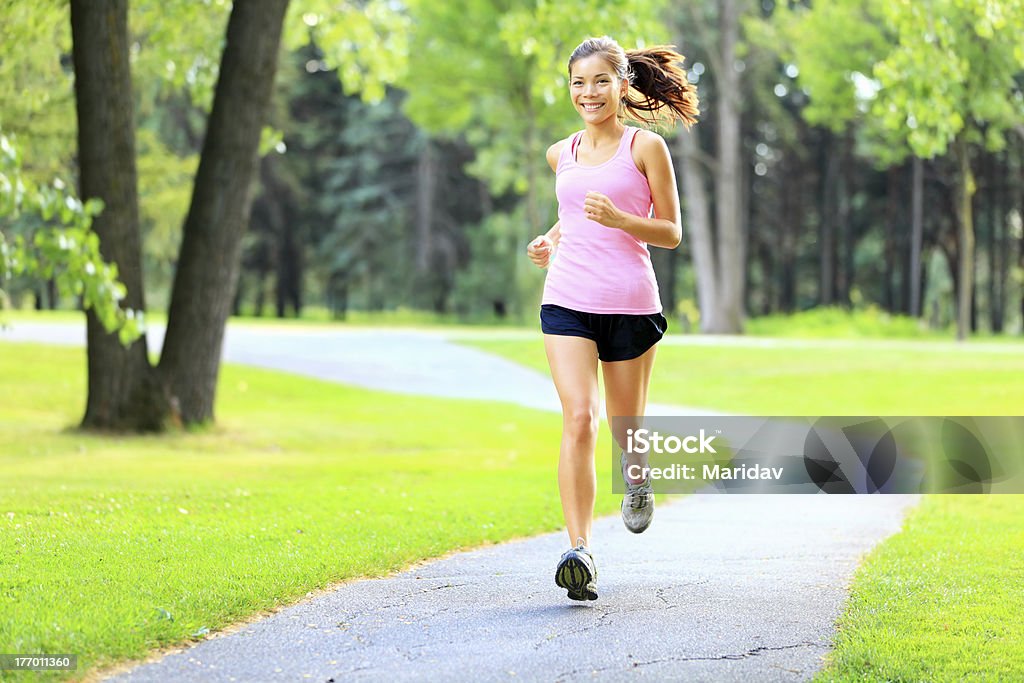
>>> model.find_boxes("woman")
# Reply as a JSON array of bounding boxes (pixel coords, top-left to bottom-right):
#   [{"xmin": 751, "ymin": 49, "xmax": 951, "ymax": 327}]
[{"xmin": 526, "ymin": 36, "xmax": 698, "ymax": 601}]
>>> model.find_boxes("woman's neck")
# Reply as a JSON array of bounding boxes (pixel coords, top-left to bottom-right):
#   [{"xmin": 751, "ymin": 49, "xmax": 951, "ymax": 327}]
[{"xmin": 582, "ymin": 119, "xmax": 626, "ymax": 149}]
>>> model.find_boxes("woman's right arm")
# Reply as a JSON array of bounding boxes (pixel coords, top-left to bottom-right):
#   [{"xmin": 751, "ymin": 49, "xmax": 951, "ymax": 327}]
[{"xmin": 527, "ymin": 222, "xmax": 560, "ymax": 269}]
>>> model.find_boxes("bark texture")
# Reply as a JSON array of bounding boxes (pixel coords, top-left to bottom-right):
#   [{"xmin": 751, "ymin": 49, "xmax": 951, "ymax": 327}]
[{"xmin": 159, "ymin": 0, "xmax": 291, "ymax": 423}]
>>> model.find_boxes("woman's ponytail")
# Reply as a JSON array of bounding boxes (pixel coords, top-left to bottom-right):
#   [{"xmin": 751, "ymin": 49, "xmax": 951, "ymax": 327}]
[{"xmin": 624, "ymin": 46, "xmax": 699, "ymax": 129}]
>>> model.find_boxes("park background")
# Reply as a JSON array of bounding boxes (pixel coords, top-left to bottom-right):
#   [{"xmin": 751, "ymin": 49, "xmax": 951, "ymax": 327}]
[{"xmin": 2, "ymin": 0, "xmax": 1024, "ymax": 681}]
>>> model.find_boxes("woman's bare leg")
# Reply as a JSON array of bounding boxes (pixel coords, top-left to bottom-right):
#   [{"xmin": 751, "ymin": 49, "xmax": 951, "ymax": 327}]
[
  {"xmin": 602, "ymin": 344, "xmax": 658, "ymax": 483},
  {"xmin": 544, "ymin": 334, "xmax": 600, "ymax": 546}
]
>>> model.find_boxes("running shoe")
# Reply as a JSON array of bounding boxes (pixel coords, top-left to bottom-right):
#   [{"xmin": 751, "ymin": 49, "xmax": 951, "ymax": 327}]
[
  {"xmin": 620, "ymin": 452, "xmax": 655, "ymax": 534},
  {"xmin": 555, "ymin": 538, "xmax": 598, "ymax": 601}
]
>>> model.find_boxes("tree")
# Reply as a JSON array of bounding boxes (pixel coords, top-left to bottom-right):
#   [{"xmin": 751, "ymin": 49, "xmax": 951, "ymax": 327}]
[
  {"xmin": 70, "ymin": 0, "xmax": 159, "ymax": 428},
  {"xmin": 877, "ymin": 0, "xmax": 1024, "ymax": 340},
  {"xmin": 156, "ymin": 0, "xmax": 292, "ymax": 424},
  {"xmin": 70, "ymin": 0, "xmax": 291, "ymax": 429},
  {"xmin": 674, "ymin": 0, "xmax": 749, "ymax": 333},
  {"xmin": 774, "ymin": 0, "xmax": 1024, "ymax": 340}
]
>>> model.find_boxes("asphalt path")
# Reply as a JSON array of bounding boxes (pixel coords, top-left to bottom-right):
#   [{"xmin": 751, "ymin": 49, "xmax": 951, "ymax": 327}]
[
  {"xmin": 1, "ymin": 321, "xmax": 919, "ymax": 681},
  {"xmin": 0, "ymin": 321, "xmax": 720, "ymax": 416}
]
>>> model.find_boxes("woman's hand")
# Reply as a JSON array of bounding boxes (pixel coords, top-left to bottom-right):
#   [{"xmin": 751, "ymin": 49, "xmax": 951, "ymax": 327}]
[
  {"xmin": 583, "ymin": 191, "xmax": 625, "ymax": 229},
  {"xmin": 527, "ymin": 234, "xmax": 554, "ymax": 269}
]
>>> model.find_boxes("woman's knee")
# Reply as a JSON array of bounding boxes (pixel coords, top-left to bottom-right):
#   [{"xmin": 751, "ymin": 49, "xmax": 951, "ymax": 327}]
[{"xmin": 563, "ymin": 404, "xmax": 599, "ymax": 442}]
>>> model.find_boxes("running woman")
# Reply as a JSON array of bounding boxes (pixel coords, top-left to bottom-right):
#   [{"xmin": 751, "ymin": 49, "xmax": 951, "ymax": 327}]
[{"xmin": 526, "ymin": 36, "xmax": 698, "ymax": 601}]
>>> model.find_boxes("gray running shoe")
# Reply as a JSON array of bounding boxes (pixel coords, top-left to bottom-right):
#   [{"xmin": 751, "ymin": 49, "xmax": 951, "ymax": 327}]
[
  {"xmin": 555, "ymin": 538, "xmax": 598, "ymax": 601},
  {"xmin": 620, "ymin": 452, "xmax": 654, "ymax": 534}
]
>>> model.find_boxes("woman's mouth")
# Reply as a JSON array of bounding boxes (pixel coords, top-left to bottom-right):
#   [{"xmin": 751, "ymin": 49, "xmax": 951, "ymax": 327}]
[{"xmin": 581, "ymin": 102, "xmax": 604, "ymax": 112}]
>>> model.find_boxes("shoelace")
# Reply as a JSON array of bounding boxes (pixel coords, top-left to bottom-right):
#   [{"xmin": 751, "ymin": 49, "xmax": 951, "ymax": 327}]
[{"xmin": 625, "ymin": 482, "xmax": 652, "ymax": 509}]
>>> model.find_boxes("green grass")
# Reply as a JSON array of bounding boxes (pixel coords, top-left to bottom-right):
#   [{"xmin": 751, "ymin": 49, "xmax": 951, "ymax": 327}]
[
  {"xmin": 457, "ymin": 335, "xmax": 1024, "ymax": 415},
  {"xmin": 0, "ymin": 341, "xmax": 616, "ymax": 681},
  {"xmin": 815, "ymin": 495, "xmax": 1024, "ymax": 681}
]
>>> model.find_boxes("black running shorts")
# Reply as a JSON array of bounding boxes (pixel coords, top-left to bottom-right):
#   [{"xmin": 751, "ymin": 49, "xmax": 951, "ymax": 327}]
[{"xmin": 540, "ymin": 304, "xmax": 668, "ymax": 362}]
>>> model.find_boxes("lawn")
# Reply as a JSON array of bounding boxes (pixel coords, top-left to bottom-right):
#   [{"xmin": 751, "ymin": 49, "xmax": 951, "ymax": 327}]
[
  {"xmin": 816, "ymin": 495, "xmax": 1024, "ymax": 681},
  {"xmin": 456, "ymin": 334, "xmax": 1024, "ymax": 415},
  {"xmin": 0, "ymin": 341, "xmax": 615, "ymax": 681}
]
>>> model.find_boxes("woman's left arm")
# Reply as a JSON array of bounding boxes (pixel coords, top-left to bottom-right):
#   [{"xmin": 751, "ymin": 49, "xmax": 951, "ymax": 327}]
[{"xmin": 582, "ymin": 131, "xmax": 682, "ymax": 249}]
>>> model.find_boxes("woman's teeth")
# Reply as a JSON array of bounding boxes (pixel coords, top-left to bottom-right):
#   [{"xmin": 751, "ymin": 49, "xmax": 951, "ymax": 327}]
[{"xmin": 583, "ymin": 103, "xmax": 604, "ymax": 111}]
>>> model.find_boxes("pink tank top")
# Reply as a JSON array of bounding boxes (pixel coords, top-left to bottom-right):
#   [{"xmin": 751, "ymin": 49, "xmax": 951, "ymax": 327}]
[{"xmin": 541, "ymin": 126, "xmax": 662, "ymax": 314}]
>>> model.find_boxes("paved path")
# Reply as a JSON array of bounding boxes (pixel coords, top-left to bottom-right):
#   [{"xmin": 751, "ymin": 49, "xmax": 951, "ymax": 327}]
[
  {"xmin": 2, "ymin": 321, "xmax": 919, "ymax": 681},
  {"xmin": 0, "ymin": 322, "xmax": 722, "ymax": 416},
  {"xmin": 104, "ymin": 494, "xmax": 915, "ymax": 683}
]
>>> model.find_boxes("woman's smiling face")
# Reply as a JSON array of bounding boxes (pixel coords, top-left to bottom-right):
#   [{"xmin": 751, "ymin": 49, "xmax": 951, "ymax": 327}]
[{"xmin": 570, "ymin": 54, "xmax": 627, "ymax": 123}]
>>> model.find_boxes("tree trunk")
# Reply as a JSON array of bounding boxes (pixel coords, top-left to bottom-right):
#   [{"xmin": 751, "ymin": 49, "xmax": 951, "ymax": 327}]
[
  {"xmin": 262, "ymin": 156, "xmax": 301, "ymax": 319},
  {"xmin": 415, "ymin": 139, "xmax": 436, "ymax": 276},
  {"xmin": 954, "ymin": 134, "xmax": 975, "ymax": 341},
  {"xmin": 837, "ymin": 160, "xmax": 853, "ymax": 306},
  {"xmin": 713, "ymin": 0, "xmax": 744, "ymax": 333},
  {"xmin": 1019, "ymin": 136, "xmax": 1024, "ymax": 335},
  {"xmin": 676, "ymin": 130, "xmax": 718, "ymax": 331},
  {"xmin": 72, "ymin": 0, "xmax": 167, "ymax": 431},
  {"xmin": 819, "ymin": 132, "xmax": 837, "ymax": 306},
  {"xmin": 779, "ymin": 152, "xmax": 797, "ymax": 313},
  {"xmin": 988, "ymin": 151, "xmax": 1005, "ymax": 333},
  {"xmin": 910, "ymin": 156, "xmax": 924, "ymax": 317},
  {"xmin": 159, "ymin": 0, "xmax": 291, "ymax": 424},
  {"xmin": 884, "ymin": 167, "xmax": 899, "ymax": 311},
  {"xmin": 275, "ymin": 219, "xmax": 300, "ymax": 318},
  {"xmin": 47, "ymin": 279, "xmax": 59, "ymax": 309},
  {"xmin": 650, "ymin": 246, "xmax": 678, "ymax": 316},
  {"xmin": 414, "ymin": 137, "xmax": 438, "ymax": 309}
]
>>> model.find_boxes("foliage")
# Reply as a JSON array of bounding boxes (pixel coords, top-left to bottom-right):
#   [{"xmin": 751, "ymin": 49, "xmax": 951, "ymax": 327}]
[
  {"xmin": 762, "ymin": 0, "xmax": 890, "ymax": 134},
  {"xmin": 0, "ymin": 0, "xmax": 77, "ymax": 185},
  {"xmin": 452, "ymin": 205, "xmax": 535, "ymax": 318},
  {"xmin": 745, "ymin": 305, "xmax": 943, "ymax": 338},
  {"xmin": 283, "ymin": 0, "xmax": 411, "ymax": 104},
  {"xmin": 131, "ymin": 0, "xmax": 232, "ymax": 111},
  {"xmin": 872, "ymin": 0, "xmax": 1024, "ymax": 159},
  {"xmin": 400, "ymin": 0, "xmax": 672, "ymax": 198},
  {"xmin": 770, "ymin": 0, "xmax": 1024, "ymax": 163},
  {"xmin": 312, "ymin": 87, "xmax": 421, "ymax": 310},
  {"xmin": 135, "ymin": 128, "xmax": 199, "ymax": 311},
  {"xmin": 0, "ymin": 133, "xmax": 141, "ymax": 342}
]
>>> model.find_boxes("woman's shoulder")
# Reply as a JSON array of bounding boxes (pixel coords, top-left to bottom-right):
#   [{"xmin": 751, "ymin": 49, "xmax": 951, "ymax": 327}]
[
  {"xmin": 629, "ymin": 127, "xmax": 667, "ymax": 152},
  {"xmin": 628, "ymin": 127, "xmax": 670, "ymax": 175},
  {"xmin": 546, "ymin": 133, "xmax": 579, "ymax": 172}
]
